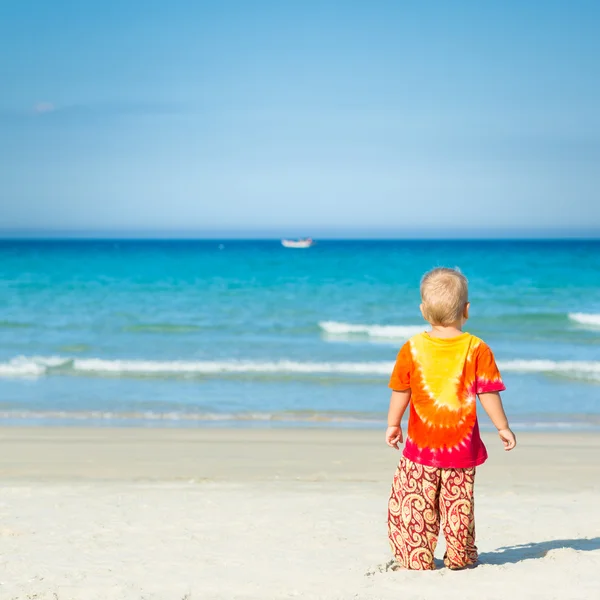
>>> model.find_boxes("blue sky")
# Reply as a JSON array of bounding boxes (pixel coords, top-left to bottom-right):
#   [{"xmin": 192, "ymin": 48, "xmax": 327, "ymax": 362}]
[{"xmin": 1, "ymin": 0, "xmax": 599, "ymax": 237}]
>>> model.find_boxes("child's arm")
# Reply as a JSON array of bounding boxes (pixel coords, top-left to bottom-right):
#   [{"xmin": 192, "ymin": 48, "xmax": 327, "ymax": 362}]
[
  {"xmin": 478, "ymin": 392, "xmax": 517, "ymax": 451},
  {"xmin": 386, "ymin": 390, "xmax": 411, "ymax": 450}
]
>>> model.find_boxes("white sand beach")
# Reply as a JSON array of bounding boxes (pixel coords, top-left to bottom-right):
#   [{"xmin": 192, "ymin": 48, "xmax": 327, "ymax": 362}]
[{"xmin": 0, "ymin": 428, "xmax": 599, "ymax": 599}]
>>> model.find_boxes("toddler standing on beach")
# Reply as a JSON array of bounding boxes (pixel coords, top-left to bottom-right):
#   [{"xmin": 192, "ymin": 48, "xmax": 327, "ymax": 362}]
[{"xmin": 386, "ymin": 267, "xmax": 516, "ymax": 570}]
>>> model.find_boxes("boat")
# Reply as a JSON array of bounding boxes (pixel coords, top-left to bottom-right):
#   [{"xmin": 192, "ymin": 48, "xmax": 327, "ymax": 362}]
[{"xmin": 281, "ymin": 237, "xmax": 314, "ymax": 248}]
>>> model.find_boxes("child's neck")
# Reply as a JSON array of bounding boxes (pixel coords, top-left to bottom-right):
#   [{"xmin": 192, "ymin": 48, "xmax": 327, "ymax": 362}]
[{"xmin": 427, "ymin": 322, "xmax": 464, "ymax": 339}]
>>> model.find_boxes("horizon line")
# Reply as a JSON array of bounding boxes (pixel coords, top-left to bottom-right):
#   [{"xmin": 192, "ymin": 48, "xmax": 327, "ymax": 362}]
[
  {"xmin": 1, "ymin": 236, "xmax": 599, "ymax": 243},
  {"xmin": 1, "ymin": 228, "xmax": 600, "ymax": 242}
]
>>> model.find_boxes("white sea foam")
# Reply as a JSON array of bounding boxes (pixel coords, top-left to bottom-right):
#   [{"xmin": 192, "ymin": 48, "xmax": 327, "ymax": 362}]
[
  {"xmin": 0, "ymin": 409, "xmax": 380, "ymax": 424},
  {"xmin": 0, "ymin": 409, "xmax": 597, "ymax": 430},
  {"xmin": 71, "ymin": 358, "xmax": 393, "ymax": 376},
  {"xmin": 1, "ymin": 355, "xmax": 600, "ymax": 382},
  {"xmin": 498, "ymin": 360, "xmax": 600, "ymax": 381},
  {"xmin": 0, "ymin": 356, "xmax": 392, "ymax": 378},
  {"xmin": 498, "ymin": 359, "xmax": 600, "ymax": 373},
  {"xmin": 319, "ymin": 321, "xmax": 424, "ymax": 339},
  {"xmin": 568, "ymin": 313, "xmax": 600, "ymax": 328},
  {"xmin": 0, "ymin": 355, "xmax": 67, "ymax": 378},
  {"xmin": 0, "ymin": 361, "xmax": 45, "ymax": 378}
]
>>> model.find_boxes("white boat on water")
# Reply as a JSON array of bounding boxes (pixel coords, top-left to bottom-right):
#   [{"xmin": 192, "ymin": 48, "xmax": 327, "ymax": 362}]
[{"xmin": 281, "ymin": 237, "xmax": 314, "ymax": 248}]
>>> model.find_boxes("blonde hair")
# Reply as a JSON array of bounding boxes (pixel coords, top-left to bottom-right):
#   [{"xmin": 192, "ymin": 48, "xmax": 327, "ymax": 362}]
[{"xmin": 420, "ymin": 267, "xmax": 469, "ymax": 326}]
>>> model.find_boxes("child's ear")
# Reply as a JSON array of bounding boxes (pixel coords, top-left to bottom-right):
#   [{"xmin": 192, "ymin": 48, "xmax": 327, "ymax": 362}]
[
  {"xmin": 463, "ymin": 302, "xmax": 470, "ymax": 320},
  {"xmin": 419, "ymin": 303, "xmax": 427, "ymax": 321}
]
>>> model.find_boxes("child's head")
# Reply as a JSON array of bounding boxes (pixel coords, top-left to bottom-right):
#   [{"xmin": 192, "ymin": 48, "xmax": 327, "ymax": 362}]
[{"xmin": 420, "ymin": 267, "xmax": 469, "ymax": 326}]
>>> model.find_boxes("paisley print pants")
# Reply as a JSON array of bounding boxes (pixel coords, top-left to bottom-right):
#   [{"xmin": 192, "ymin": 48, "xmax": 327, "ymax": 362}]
[{"xmin": 388, "ymin": 457, "xmax": 478, "ymax": 570}]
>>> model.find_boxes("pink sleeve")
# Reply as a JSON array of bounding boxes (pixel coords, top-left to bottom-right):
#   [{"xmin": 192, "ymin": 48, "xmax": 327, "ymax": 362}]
[{"xmin": 475, "ymin": 343, "xmax": 506, "ymax": 394}]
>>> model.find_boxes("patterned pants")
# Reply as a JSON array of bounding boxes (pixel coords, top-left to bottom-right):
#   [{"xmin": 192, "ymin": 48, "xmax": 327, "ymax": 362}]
[{"xmin": 388, "ymin": 457, "xmax": 478, "ymax": 570}]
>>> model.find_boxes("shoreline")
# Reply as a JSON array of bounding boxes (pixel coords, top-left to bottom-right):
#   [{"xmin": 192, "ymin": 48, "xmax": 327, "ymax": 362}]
[
  {"xmin": 1, "ymin": 413, "xmax": 599, "ymax": 431},
  {"xmin": 1, "ymin": 427, "xmax": 598, "ymax": 489}
]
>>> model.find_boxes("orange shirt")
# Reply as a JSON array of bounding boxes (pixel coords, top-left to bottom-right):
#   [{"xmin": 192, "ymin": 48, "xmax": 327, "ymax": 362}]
[{"xmin": 389, "ymin": 332, "xmax": 505, "ymax": 468}]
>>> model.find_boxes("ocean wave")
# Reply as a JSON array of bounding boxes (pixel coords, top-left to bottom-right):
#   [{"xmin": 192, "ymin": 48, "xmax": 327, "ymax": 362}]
[
  {"xmin": 0, "ymin": 409, "xmax": 382, "ymax": 424},
  {"xmin": 0, "ymin": 356, "xmax": 393, "ymax": 379},
  {"xmin": 498, "ymin": 360, "xmax": 600, "ymax": 381},
  {"xmin": 1, "ymin": 355, "xmax": 599, "ymax": 383},
  {"xmin": 0, "ymin": 410, "xmax": 598, "ymax": 431},
  {"xmin": 319, "ymin": 321, "xmax": 424, "ymax": 339},
  {"xmin": 0, "ymin": 356, "xmax": 66, "ymax": 377},
  {"xmin": 72, "ymin": 358, "xmax": 393, "ymax": 376},
  {"xmin": 499, "ymin": 359, "xmax": 600, "ymax": 373},
  {"xmin": 569, "ymin": 313, "xmax": 600, "ymax": 328}
]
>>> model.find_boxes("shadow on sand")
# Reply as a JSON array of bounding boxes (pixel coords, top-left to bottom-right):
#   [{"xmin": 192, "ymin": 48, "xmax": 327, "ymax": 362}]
[
  {"xmin": 372, "ymin": 538, "xmax": 600, "ymax": 574},
  {"xmin": 477, "ymin": 537, "xmax": 600, "ymax": 566}
]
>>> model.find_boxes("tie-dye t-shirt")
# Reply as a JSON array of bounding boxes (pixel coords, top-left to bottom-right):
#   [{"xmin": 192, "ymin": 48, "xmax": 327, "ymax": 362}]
[{"xmin": 389, "ymin": 332, "xmax": 505, "ymax": 469}]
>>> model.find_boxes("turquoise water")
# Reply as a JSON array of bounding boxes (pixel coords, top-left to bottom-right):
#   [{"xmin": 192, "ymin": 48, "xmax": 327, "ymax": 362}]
[{"xmin": 1, "ymin": 239, "xmax": 599, "ymax": 430}]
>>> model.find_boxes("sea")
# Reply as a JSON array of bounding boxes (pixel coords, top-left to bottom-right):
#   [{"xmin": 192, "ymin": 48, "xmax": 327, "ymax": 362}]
[{"xmin": 0, "ymin": 239, "xmax": 599, "ymax": 431}]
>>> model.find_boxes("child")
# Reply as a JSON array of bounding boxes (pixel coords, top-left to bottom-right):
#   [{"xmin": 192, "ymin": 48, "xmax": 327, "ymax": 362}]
[{"xmin": 386, "ymin": 267, "xmax": 516, "ymax": 571}]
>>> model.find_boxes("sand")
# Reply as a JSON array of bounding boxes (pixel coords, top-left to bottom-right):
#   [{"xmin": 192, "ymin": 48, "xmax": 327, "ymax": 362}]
[{"xmin": 0, "ymin": 428, "xmax": 599, "ymax": 599}]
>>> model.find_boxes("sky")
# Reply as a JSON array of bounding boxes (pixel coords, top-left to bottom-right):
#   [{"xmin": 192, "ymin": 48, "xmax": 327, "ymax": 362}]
[{"xmin": 0, "ymin": 0, "xmax": 599, "ymax": 238}]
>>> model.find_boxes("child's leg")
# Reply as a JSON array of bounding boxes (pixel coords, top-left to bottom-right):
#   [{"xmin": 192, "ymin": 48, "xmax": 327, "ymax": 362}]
[
  {"xmin": 439, "ymin": 467, "xmax": 478, "ymax": 569},
  {"xmin": 388, "ymin": 457, "xmax": 441, "ymax": 570}
]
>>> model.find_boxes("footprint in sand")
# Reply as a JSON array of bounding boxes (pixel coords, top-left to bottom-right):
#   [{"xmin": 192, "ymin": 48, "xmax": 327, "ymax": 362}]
[{"xmin": 365, "ymin": 559, "xmax": 402, "ymax": 576}]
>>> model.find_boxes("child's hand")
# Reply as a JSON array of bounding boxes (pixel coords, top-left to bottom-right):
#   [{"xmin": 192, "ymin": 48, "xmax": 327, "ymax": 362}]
[
  {"xmin": 498, "ymin": 428, "xmax": 517, "ymax": 451},
  {"xmin": 386, "ymin": 426, "xmax": 403, "ymax": 450}
]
